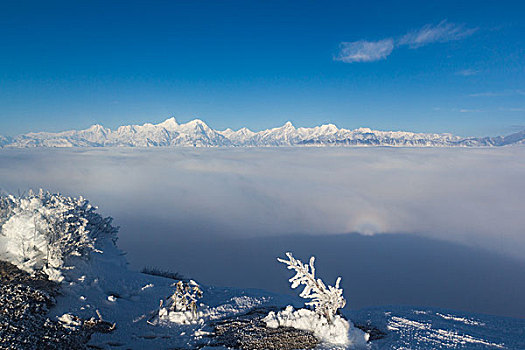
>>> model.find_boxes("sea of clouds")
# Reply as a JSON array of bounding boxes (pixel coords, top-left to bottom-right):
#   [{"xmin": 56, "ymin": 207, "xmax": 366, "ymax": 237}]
[
  {"xmin": 1, "ymin": 147, "xmax": 524, "ymax": 317},
  {"xmin": 1, "ymin": 147, "xmax": 523, "ymax": 259}
]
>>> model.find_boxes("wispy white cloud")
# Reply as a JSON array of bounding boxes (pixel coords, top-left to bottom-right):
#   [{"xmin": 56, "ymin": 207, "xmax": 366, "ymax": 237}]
[
  {"xmin": 459, "ymin": 108, "xmax": 484, "ymax": 113},
  {"xmin": 451, "ymin": 107, "xmax": 524, "ymax": 113},
  {"xmin": 456, "ymin": 69, "xmax": 479, "ymax": 76},
  {"xmin": 336, "ymin": 20, "xmax": 476, "ymax": 63},
  {"xmin": 469, "ymin": 89, "xmax": 525, "ymax": 97},
  {"xmin": 334, "ymin": 39, "xmax": 394, "ymax": 63},
  {"xmin": 398, "ymin": 20, "xmax": 477, "ymax": 48},
  {"xmin": 469, "ymin": 92, "xmax": 504, "ymax": 97},
  {"xmin": 499, "ymin": 107, "xmax": 525, "ymax": 112}
]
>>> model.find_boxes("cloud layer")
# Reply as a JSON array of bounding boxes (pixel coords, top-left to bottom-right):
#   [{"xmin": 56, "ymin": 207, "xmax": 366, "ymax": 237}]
[
  {"xmin": 1, "ymin": 147, "xmax": 524, "ymax": 261},
  {"xmin": 336, "ymin": 20, "xmax": 477, "ymax": 63}
]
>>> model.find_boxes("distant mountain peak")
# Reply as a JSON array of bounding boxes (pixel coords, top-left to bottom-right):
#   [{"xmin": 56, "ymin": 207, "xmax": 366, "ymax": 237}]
[
  {"xmin": 86, "ymin": 124, "xmax": 108, "ymax": 133},
  {"xmin": 354, "ymin": 127, "xmax": 373, "ymax": 133},
  {"xmin": 238, "ymin": 127, "xmax": 255, "ymax": 134},
  {"xmin": 156, "ymin": 117, "xmax": 179, "ymax": 130},
  {"xmin": 184, "ymin": 118, "xmax": 208, "ymax": 127},
  {"xmin": 0, "ymin": 118, "xmax": 523, "ymax": 148}
]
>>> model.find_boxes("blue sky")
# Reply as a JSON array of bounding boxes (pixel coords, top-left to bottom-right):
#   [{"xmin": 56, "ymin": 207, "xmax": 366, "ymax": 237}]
[{"xmin": 1, "ymin": 0, "xmax": 524, "ymax": 137}]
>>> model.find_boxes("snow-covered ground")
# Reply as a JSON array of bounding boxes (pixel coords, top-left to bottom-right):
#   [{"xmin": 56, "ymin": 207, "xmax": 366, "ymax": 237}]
[
  {"xmin": 46, "ymin": 243, "xmax": 525, "ymax": 349},
  {"xmin": 1, "ymin": 191, "xmax": 524, "ymax": 349},
  {"xmin": 348, "ymin": 306, "xmax": 525, "ymax": 349}
]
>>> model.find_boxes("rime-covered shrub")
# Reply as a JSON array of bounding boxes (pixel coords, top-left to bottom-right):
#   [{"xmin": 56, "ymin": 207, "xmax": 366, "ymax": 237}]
[
  {"xmin": 169, "ymin": 280, "xmax": 203, "ymax": 316},
  {"xmin": 277, "ymin": 252, "xmax": 346, "ymax": 322},
  {"xmin": 157, "ymin": 280, "xmax": 203, "ymax": 324},
  {"xmin": 0, "ymin": 190, "xmax": 119, "ymax": 281},
  {"xmin": 264, "ymin": 252, "xmax": 369, "ymax": 346}
]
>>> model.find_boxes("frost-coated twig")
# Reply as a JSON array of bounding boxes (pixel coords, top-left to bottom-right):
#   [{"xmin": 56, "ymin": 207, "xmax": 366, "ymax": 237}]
[
  {"xmin": 96, "ymin": 309, "xmax": 104, "ymax": 321},
  {"xmin": 278, "ymin": 252, "xmax": 346, "ymax": 323}
]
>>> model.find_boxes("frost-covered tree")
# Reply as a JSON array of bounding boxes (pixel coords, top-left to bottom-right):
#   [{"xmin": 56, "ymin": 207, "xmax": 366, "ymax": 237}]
[
  {"xmin": 0, "ymin": 190, "xmax": 119, "ymax": 281},
  {"xmin": 277, "ymin": 252, "xmax": 346, "ymax": 323}
]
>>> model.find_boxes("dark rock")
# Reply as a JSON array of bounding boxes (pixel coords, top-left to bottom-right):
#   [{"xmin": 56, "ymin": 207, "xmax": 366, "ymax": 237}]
[
  {"xmin": 354, "ymin": 322, "xmax": 387, "ymax": 341},
  {"xmin": 211, "ymin": 307, "xmax": 319, "ymax": 350},
  {"xmin": 0, "ymin": 283, "xmax": 90, "ymax": 349},
  {"xmin": 0, "ymin": 260, "xmax": 110, "ymax": 349},
  {"xmin": 0, "ymin": 260, "xmax": 59, "ymax": 294}
]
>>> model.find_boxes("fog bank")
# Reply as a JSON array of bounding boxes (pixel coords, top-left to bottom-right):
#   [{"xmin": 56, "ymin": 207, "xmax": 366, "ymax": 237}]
[{"xmin": 1, "ymin": 147, "xmax": 523, "ymax": 260}]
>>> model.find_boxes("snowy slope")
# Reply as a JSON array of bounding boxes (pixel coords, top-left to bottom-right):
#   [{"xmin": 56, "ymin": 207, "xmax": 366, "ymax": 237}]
[
  {"xmin": 348, "ymin": 306, "xmax": 525, "ymax": 349},
  {"xmin": 1, "ymin": 191, "xmax": 524, "ymax": 349},
  {"xmin": 2, "ymin": 117, "xmax": 524, "ymax": 148}
]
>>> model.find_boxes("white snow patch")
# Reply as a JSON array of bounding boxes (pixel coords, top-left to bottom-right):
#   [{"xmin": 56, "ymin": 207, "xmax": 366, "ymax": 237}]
[
  {"xmin": 158, "ymin": 308, "xmax": 202, "ymax": 325},
  {"xmin": 157, "ymin": 294, "xmax": 270, "ymax": 326},
  {"xmin": 263, "ymin": 306, "xmax": 368, "ymax": 347},
  {"xmin": 388, "ymin": 316, "xmax": 505, "ymax": 348},
  {"xmin": 193, "ymin": 329, "xmax": 212, "ymax": 337},
  {"xmin": 141, "ymin": 283, "xmax": 154, "ymax": 291},
  {"xmin": 58, "ymin": 313, "xmax": 83, "ymax": 330},
  {"xmin": 202, "ymin": 296, "xmax": 268, "ymax": 321},
  {"xmin": 436, "ymin": 312, "xmax": 485, "ymax": 326}
]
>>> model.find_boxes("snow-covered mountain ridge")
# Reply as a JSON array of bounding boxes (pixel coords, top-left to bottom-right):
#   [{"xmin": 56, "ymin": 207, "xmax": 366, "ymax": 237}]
[{"xmin": 2, "ymin": 117, "xmax": 524, "ymax": 148}]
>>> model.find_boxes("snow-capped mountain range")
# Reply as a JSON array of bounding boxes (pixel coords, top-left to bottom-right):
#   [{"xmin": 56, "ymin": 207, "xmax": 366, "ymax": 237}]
[{"xmin": 1, "ymin": 117, "xmax": 524, "ymax": 148}]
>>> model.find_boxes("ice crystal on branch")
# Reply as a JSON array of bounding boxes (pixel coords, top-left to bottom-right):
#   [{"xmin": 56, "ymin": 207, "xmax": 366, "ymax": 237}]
[
  {"xmin": 265, "ymin": 253, "xmax": 368, "ymax": 346},
  {"xmin": 0, "ymin": 190, "xmax": 119, "ymax": 281},
  {"xmin": 278, "ymin": 252, "xmax": 346, "ymax": 322}
]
